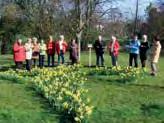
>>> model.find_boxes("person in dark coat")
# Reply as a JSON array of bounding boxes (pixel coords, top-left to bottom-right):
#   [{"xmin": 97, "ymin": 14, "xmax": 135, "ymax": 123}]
[
  {"xmin": 69, "ymin": 39, "xmax": 78, "ymax": 65},
  {"xmin": 94, "ymin": 35, "xmax": 105, "ymax": 66},
  {"xmin": 140, "ymin": 34, "xmax": 149, "ymax": 68}
]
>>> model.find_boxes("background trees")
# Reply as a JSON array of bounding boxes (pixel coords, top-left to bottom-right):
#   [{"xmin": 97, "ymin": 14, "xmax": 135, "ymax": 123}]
[{"xmin": 0, "ymin": 0, "xmax": 163, "ymax": 54}]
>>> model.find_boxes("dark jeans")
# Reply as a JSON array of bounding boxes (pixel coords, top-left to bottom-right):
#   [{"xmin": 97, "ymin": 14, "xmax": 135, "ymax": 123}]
[
  {"xmin": 129, "ymin": 53, "xmax": 138, "ymax": 68},
  {"xmin": 33, "ymin": 59, "xmax": 38, "ymax": 67},
  {"xmin": 111, "ymin": 53, "xmax": 118, "ymax": 66},
  {"xmin": 15, "ymin": 62, "xmax": 23, "ymax": 69},
  {"xmin": 140, "ymin": 53, "xmax": 147, "ymax": 68},
  {"xmin": 58, "ymin": 50, "xmax": 64, "ymax": 64},
  {"xmin": 26, "ymin": 59, "xmax": 32, "ymax": 71},
  {"xmin": 96, "ymin": 54, "xmax": 104, "ymax": 66},
  {"xmin": 39, "ymin": 55, "xmax": 45, "ymax": 68},
  {"xmin": 48, "ymin": 54, "xmax": 54, "ymax": 67},
  {"xmin": 71, "ymin": 57, "xmax": 78, "ymax": 65},
  {"xmin": 140, "ymin": 59, "xmax": 146, "ymax": 68}
]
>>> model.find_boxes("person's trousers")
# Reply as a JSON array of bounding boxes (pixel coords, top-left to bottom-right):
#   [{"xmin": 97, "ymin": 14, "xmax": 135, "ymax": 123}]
[
  {"xmin": 111, "ymin": 53, "xmax": 118, "ymax": 66},
  {"xmin": 26, "ymin": 59, "xmax": 32, "ymax": 71},
  {"xmin": 96, "ymin": 54, "xmax": 104, "ymax": 66},
  {"xmin": 15, "ymin": 62, "xmax": 23, "ymax": 69},
  {"xmin": 140, "ymin": 54, "xmax": 147, "ymax": 68},
  {"xmin": 39, "ymin": 55, "xmax": 45, "ymax": 68},
  {"xmin": 58, "ymin": 50, "xmax": 64, "ymax": 64},
  {"xmin": 129, "ymin": 53, "xmax": 138, "ymax": 68},
  {"xmin": 71, "ymin": 57, "xmax": 78, "ymax": 65},
  {"xmin": 48, "ymin": 54, "xmax": 54, "ymax": 67},
  {"xmin": 151, "ymin": 62, "xmax": 157, "ymax": 73},
  {"xmin": 33, "ymin": 59, "xmax": 38, "ymax": 67},
  {"xmin": 140, "ymin": 59, "xmax": 146, "ymax": 68}
]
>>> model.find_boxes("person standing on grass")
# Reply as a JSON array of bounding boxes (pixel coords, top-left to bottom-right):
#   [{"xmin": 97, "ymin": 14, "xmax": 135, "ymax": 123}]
[
  {"xmin": 94, "ymin": 35, "xmax": 105, "ymax": 66},
  {"xmin": 126, "ymin": 35, "xmax": 140, "ymax": 68},
  {"xmin": 39, "ymin": 40, "xmax": 47, "ymax": 68},
  {"xmin": 13, "ymin": 39, "xmax": 26, "ymax": 69},
  {"xmin": 140, "ymin": 34, "xmax": 149, "ymax": 68},
  {"xmin": 108, "ymin": 36, "xmax": 120, "ymax": 66},
  {"xmin": 55, "ymin": 35, "xmax": 68, "ymax": 65},
  {"xmin": 32, "ymin": 37, "xmax": 40, "ymax": 67},
  {"xmin": 69, "ymin": 39, "xmax": 78, "ymax": 65},
  {"xmin": 25, "ymin": 38, "xmax": 33, "ymax": 71},
  {"xmin": 149, "ymin": 36, "xmax": 161, "ymax": 76},
  {"xmin": 47, "ymin": 35, "xmax": 55, "ymax": 67}
]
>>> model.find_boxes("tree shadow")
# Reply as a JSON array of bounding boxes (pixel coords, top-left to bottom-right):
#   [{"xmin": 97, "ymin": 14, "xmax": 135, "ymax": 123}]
[
  {"xmin": 0, "ymin": 65, "xmax": 15, "ymax": 71},
  {"xmin": 90, "ymin": 75, "xmax": 129, "ymax": 85},
  {"xmin": 140, "ymin": 103, "xmax": 164, "ymax": 119},
  {"xmin": 25, "ymin": 85, "xmax": 75, "ymax": 123}
]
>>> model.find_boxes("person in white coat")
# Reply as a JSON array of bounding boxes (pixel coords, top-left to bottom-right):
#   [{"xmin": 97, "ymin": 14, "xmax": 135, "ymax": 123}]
[{"xmin": 25, "ymin": 38, "xmax": 33, "ymax": 71}]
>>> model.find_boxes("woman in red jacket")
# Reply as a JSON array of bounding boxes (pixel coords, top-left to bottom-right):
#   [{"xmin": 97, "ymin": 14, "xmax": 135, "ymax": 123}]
[
  {"xmin": 108, "ymin": 36, "xmax": 120, "ymax": 66},
  {"xmin": 13, "ymin": 39, "xmax": 26, "ymax": 69},
  {"xmin": 55, "ymin": 35, "xmax": 68, "ymax": 64},
  {"xmin": 47, "ymin": 35, "xmax": 55, "ymax": 67}
]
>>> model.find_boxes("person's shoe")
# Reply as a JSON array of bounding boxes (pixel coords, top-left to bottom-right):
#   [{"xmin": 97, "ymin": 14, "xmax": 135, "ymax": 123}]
[{"xmin": 150, "ymin": 72, "xmax": 156, "ymax": 76}]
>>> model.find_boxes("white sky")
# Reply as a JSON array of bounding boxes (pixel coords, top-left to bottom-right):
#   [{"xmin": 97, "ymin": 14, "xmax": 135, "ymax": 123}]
[{"xmin": 115, "ymin": 0, "xmax": 156, "ymax": 19}]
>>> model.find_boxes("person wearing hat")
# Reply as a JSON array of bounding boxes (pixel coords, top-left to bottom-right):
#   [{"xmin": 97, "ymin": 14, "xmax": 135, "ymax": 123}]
[{"xmin": 39, "ymin": 40, "xmax": 47, "ymax": 68}]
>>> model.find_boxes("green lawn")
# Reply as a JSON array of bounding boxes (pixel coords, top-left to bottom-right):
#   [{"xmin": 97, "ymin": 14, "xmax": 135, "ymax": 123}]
[
  {"xmin": 0, "ymin": 80, "xmax": 59, "ymax": 123},
  {"xmin": 0, "ymin": 52, "xmax": 164, "ymax": 123}
]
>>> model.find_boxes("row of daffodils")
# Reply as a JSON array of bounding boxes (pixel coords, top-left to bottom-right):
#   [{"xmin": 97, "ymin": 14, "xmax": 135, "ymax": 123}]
[
  {"xmin": 87, "ymin": 66, "xmax": 146, "ymax": 83},
  {"xmin": 0, "ymin": 65, "xmax": 146, "ymax": 122},
  {"xmin": 0, "ymin": 65, "xmax": 93, "ymax": 123}
]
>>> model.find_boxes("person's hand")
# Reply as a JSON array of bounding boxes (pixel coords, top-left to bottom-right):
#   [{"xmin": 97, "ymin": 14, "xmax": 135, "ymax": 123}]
[{"xmin": 125, "ymin": 45, "xmax": 128, "ymax": 47}]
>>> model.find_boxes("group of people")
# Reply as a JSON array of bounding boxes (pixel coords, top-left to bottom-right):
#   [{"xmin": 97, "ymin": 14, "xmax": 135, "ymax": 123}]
[
  {"xmin": 94, "ymin": 34, "xmax": 161, "ymax": 76},
  {"xmin": 13, "ymin": 34, "xmax": 161, "ymax": 76},
  {"xmin": 13, "ymin": 35, "xmax": 78, "ymax": 71}
]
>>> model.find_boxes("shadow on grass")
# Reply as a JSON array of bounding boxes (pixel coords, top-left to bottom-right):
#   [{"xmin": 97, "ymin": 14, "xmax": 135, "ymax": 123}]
[
  {"xmin": 25, "ymin": 85, "xmax": 76, "ymax": 123},
  {"xmin": 0, "ymin": 65, "xmax": 15, "ymax": 71},
  {"xmin": 88, "ymin": 75, "xmax": 129, "ymax": 85},
  {"xmin": 140, "ymin": 103, "xmax": 164, "ymax": 120},
  {"xmin": 88, "ymin": 75, "xmax": 164, "ymax": 89}
]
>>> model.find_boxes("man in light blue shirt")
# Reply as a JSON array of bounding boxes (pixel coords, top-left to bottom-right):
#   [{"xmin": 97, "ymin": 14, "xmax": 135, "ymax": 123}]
[{"xmin": 126, "ymin": 35, "xmax": 140, "ymax": 67}]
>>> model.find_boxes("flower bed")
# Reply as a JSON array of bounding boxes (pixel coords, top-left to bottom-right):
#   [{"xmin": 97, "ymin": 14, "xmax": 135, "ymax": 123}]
[
  {"xmin": 87, "ymin": 66, "xmax": 146, "ymax": 83},
  {"xmin": 0, "ymin": 65, "xmax": 93, "ymax": 123}
]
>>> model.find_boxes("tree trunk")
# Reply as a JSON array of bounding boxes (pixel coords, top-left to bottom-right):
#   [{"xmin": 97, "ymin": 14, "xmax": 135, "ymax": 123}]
[
  {"xmin": 76, "ymin": 31, "xmax": 82, "ymax": 62},
  {"xmin": 1, "ymin": 36, "xmax": 8, "ymax": 54}
]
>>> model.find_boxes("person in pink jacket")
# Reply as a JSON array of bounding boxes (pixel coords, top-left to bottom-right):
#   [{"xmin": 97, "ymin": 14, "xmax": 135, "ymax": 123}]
[
  {"xmin": 13, "ymin": 39, "xmax": 26, "ymax": 69},
  {"xmin": 108, "ymin": 36, "xmax": 120, "ymax": 66}
]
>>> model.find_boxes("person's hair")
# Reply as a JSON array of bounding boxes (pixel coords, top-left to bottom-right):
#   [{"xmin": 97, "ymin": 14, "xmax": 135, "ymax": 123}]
[
  {"xmin": 133, "ymin": 34, "xmax": 138, "ymax": 38},
  {"xmin": 60, "ymin": 35, "xmax": 64, "ymax": 37},
  {"xmin": 143, "ymin": 34, "xmax": 147, "ymax": 38},
  {"xmin": 153, "ymin": 35, "xmax": 160, "ymax": 42},
  {"xmin": 71, "ymin": 39, "xmax": 77, "ymax": 43}
]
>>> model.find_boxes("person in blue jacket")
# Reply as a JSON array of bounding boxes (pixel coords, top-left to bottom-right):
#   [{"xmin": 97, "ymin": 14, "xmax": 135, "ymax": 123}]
[{"xmin": 126, "ymin": 35, "xmax": 141, "ymax": 68}]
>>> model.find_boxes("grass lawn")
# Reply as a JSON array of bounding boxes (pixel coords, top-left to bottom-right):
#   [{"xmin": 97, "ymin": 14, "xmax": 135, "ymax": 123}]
[
  {"xmin": 0, "ymin": 80, "xmax": 59, "ymax": 123},
  {"xmin": 0, "ymin": 52, "xmax": 164, "ymax": 123}
]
